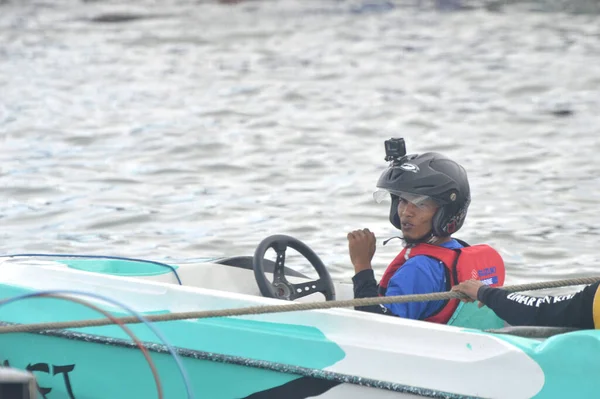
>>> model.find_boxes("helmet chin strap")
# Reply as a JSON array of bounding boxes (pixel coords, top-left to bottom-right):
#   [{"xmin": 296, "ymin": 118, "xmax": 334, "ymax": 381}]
[
  {"xmin": 382, "ymin": 229, "xmax": 441, "ymax": 247},
  {"xmin": 402, "ymin": 230, "xmax": 438, "ymax": 246}
]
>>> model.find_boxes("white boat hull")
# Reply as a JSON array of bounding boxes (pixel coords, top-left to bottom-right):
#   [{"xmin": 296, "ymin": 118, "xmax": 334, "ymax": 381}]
[{"xmin": 0, "ymin": 255, "xmax": 596, "ymax": 399}]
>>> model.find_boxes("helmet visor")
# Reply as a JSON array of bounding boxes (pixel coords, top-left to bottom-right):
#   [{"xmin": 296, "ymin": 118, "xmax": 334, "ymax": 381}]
[{"xmin": 373, "ymin": 189, "xmax": 440, "ymax": 208}]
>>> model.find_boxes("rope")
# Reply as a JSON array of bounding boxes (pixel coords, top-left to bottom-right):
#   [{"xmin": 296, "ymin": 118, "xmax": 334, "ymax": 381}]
[{"xmin": 0, "ymin": 276, "xmax": 597, "ymax": 334}]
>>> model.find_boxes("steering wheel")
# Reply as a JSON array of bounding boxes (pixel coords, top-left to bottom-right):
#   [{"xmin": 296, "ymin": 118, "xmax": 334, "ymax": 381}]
[{"xmin": 252, "ymin": 234, "xmax": 336, "ymax": 301}]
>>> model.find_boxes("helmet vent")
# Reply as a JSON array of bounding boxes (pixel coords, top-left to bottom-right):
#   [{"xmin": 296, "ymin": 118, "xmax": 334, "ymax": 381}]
[{"xmin": 413, "ymin": 184, "xmax": 435, "ymax": 189}]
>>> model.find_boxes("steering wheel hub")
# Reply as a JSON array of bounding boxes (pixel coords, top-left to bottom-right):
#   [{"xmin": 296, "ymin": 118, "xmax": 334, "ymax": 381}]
[{"xmin": 272, "ymin": 282, "xmax": 291, "ymax": 299}]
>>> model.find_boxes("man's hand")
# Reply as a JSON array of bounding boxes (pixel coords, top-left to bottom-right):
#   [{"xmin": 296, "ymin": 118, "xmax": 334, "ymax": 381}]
[
  {"xmin": 451, "ymin": 279, "xmax": 486, "ymax": 308},
  {"xmin": 347, "ymin": 228, "xmax": 376, "ymax": 273}
]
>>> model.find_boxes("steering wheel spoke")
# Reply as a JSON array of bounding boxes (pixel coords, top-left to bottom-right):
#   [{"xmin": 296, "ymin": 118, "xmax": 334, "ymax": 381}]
[
  {"xmin": 289, "ymin": 279, "xmax": 325, "ymax": 300},
  {"xmin": 272, "ymin": 248, "xmax": 287, "ymax": 284}
]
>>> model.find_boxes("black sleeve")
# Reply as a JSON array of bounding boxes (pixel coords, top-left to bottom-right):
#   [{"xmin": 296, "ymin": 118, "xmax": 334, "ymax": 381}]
[
  {"xmin": 351, "ymin": 269, "xmax": 392, "ymax": 316},
  {"xmin": 477, "ymin": 282, "xmax": 599, "ymax": 329}
]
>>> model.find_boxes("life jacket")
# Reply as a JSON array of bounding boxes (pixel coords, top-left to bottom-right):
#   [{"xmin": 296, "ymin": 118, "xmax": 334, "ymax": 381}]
[{"xmin": 378, "ymin": 240, "xmax": 505, "ymax": 324}]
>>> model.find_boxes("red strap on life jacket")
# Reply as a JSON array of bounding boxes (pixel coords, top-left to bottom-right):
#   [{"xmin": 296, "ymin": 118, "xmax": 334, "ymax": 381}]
[{"xmin": 379, "ymin": 243, "xmax": 459, "ymax": 290}]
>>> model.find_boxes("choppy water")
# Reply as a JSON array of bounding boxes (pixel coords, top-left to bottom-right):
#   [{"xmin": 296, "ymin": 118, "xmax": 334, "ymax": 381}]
[{"xmin": 2, "ymin": 0, "xmax": 600, "ymax": 291}]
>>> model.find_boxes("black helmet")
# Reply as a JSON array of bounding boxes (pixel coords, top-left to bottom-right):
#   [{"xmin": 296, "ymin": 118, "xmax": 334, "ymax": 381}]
[{"xmin": 374, "ymin": 152, "xmax": 471, "ymax": 238}]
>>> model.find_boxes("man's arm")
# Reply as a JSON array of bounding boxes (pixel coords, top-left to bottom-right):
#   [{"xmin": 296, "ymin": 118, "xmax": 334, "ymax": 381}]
[
  {"xmin": 352, "ymin": 269, "xmax": 390, "ymax": 315},
  {"xmin": 453, "ymin": 280, "xmax": 600, "ymax": 329}
]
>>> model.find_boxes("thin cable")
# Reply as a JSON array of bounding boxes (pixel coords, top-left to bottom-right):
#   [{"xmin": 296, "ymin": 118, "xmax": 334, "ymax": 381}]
[
  {"xmin": 0, "ymin": 289, "xmax": 194, "ymax": 399},
  {"xmin": 32, "ymin": 293, "xmax": 164, "ymax": 399},
  {"xmin": 0, "ymin": 254, "xmax": 182, "ymax": 285}
]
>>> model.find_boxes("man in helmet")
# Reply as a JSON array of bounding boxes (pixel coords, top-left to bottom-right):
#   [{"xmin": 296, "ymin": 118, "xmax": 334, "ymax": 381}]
[{"xmin": 348, "ymin": 139, "xmax": 506, "ymax": 323}]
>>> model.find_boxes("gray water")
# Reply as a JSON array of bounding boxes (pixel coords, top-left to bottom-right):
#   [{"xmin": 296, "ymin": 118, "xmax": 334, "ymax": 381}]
[{"xmin": 2, "ymin": 0, "xmax": 600, "ymax": 291}]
